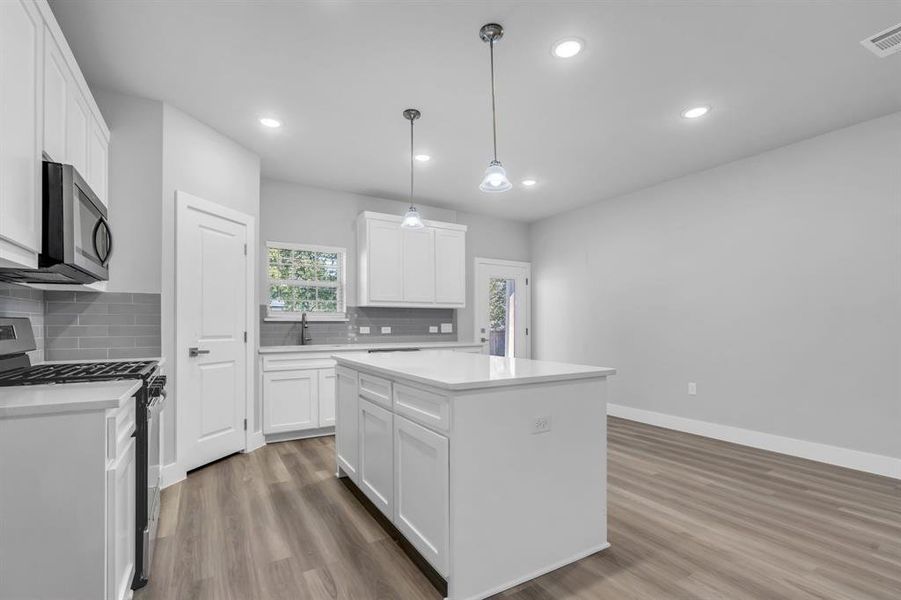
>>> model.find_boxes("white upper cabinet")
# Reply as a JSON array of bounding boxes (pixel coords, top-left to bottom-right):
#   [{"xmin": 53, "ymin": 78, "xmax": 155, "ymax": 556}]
[
  {"xmin": 357, "ymin": 211, "xmax": 467, "ymax": 308},
  {"xmin": 402, "ymin": 227, "xmax": 436, "ymax": 303},
  {"xmin": 435, "ymin": 228, "xmax": 466, "ymax": 305},
  {"xmin": 0, "ymin": 0, "xmax": 41, "ymax": 269},
  {"xmin": 0, "ymin": 0, "xmax": 110, "ymax": 270}
]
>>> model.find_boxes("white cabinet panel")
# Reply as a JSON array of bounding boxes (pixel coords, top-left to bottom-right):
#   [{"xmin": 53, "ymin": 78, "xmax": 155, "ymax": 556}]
[
  {"xmin": 336, "ymin": 366, "xmax": 359, "ymax": 480},
  {"xmin": 367, "ymin": 219, "xmax": 404, "ymax": 302},
  {"xmin": 42, "ymin": 28, "xmax": 68, "ymax": 163},
  {"xmin": 87, "ymin": 121, "xmax": 108, "ymax": 206},
  {"xmin": 358, "ymin": 398, "xmax": 394, "ymax": 518},
  {"xmin": 402, "ymin": 228, "xmax": 436, "ymax": 302},
  {"xmin": 318, "ymin": 368, "xmax": 336, "ymax": 427},
  {"xmin": 394, "ymin": 415, "xmax": 449, "ymax": 576},
  {"xmin": 262, "ymin": 370, "xmax": 319, "ymax": 434},
  {"xmin": 107, "ymin": 436, "xmax": 136, "ymax": 600},
  {"xmin": 0, "ymin": 0, "xmax": 41, "ymax": 267},
  {"xmin": 65, "ymin": 92, "xmax": 88, "ymax": 177},
  {"xmin": 435, "ymin": 228, "xmax": 466, "ymax": 305}
]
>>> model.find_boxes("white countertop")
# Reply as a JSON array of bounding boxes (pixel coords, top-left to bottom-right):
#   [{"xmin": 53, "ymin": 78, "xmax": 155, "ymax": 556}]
[
  {"xmin": 259, "ymin": 341, "xmax": 483, "ymax": 354},
  {"xmin": 0, "ymin": 379, "xmax": 142, "ymax": 418},
  {"xmin": 333, "ymin": 351, "xmax": 616, "ymax": 391}
]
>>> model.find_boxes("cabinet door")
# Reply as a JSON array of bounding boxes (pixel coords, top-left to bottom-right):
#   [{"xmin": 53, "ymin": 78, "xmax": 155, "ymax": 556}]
[
  {"xmin": 358, "ymin": 398, "xmax": 394, "ymax": 518},
  {"xmin": 0, "ymin": 0, "xmax": 41, "ymax": 267},
  {"xmin": 107, "ymin": 437, "xmax": 136, "ymax": 600},
  {"xmin": 435, "ymin": 229, "xmax": 466, "ymax": 305},
  {"xmin": 87, "ymin": 121, "xmax": 108, "ymax": 206},
  {"xmin": 263, "ymin": 370, "xmax": 319, "ymax": 434},
  {"xmin": 394, "ymin": 415, "xmax": 449, "ymax": 576},
  {"xmin": 367, "ymin": 219, "xmax": 404, "ymax": 302},
  {"xmin": 65, "ymin": 90, "xmax": 88, "ymax": 178},
  {"xmin": 335, "ymin": 367, "xmax": 359, "ymax": 480},
  {"xmin": 318, "ymin": 368, "xmax": 336, "ymax": 427},
  {"xmin": 43, "ymin": 28, "xmax": 68, "ymax": 163},
  {"xmin": 402, "ymin": 227, "xmax": 436, "ymax": 303}
]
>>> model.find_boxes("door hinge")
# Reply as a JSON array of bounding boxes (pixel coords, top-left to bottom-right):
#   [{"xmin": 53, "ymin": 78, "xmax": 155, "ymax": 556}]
[
  {"xmin": 243, "ymin": 330, "xmax": 247, "ymax": 343},
  {"xmin": 526, "ymin": 327, "xmax": 529, "ymax": 335},
  {"xmin": 243, "ymin": 418, "xmax": 248, "ymax": 431},
  {"xmin": 526, "ymin": 277, "xmax": 529, "ymax": 285},
  {"xmin": 244, "ymin": 243, "xmax": 247, "ymax": 255}
]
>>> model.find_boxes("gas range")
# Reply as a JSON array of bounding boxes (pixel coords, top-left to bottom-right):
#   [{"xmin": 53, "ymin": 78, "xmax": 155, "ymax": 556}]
[{"xmin": 0, "ymin": 359, "xmax": 158, "ymax": 386}]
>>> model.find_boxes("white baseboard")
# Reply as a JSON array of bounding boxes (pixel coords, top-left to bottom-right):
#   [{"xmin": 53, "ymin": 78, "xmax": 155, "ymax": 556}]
[
  {"xmin": 607, "ymin": 403, "xmax": 900, "ymax": 480},
  {"xmin": 264, "ymin": 427, "xmax": 335, "ymax": 444},
  {"xmin": 160, "ymin": 461, "xmax": 186, "ymax": 489}
]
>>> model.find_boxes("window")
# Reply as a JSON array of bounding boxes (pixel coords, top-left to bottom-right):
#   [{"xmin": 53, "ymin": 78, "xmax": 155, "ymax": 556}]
[{"xmin": 266, "ymin": 242, "xmax": 346, "ymax": 321}]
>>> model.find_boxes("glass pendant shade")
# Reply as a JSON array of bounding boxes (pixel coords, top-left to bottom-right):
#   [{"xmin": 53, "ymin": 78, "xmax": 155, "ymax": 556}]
[
  {"xmin": 479, "ymin": 160, "xmax": 512, "ymax": 193},
  {"xmin": 401, "ymin": 205, "xmax": 425, "ymax": 229}
]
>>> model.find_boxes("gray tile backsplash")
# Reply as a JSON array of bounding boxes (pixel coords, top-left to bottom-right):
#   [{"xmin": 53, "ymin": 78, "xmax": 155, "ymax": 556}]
[
  {"xmin": 0, "ymin": 283, "xmax": 45, "ymax": 362},
  {"xmin": 44, "ymin": 291, "xmax": 161, "ymax": 360},
  {"xmin": 260, "ymin": 306, "xmax": 457, "ymax": 346}
]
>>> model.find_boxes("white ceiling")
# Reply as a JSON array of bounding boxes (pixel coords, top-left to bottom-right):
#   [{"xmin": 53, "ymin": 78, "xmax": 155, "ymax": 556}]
[{"xmin": 50, "ymin": 1, "xmax": 901, "ymax": 222}]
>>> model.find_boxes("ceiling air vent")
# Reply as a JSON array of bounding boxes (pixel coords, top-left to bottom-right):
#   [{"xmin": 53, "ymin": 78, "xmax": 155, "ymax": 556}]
[{"xmin": 861, "ymin": 22, "xmax": 901, "ymax": 58}]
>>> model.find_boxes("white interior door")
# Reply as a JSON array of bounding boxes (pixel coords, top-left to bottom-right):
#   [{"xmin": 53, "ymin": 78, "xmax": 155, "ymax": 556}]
[
  {"xmin": 474, "ymin": 258, "xmax": 531, "ymax": 358},
  {"xmin": 176, "ymin": 191, "xmax": 250, "ymax": 472}
]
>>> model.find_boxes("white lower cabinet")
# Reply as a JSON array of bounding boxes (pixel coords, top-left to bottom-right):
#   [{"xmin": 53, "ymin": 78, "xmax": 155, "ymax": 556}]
[
  {"xmin": 318, "ymin": 369, "xmax": 336, "ymax": 426},
  {"xmin": 335, "ymin": 366, "xmax": 359, "ymax": 480},
  {"xmin": 358, "ymin": 397, "xmax": 394, "ymax": 518},
  {"xmin": 107, "ymin": 436, "xmax": 136, "ymax": 600},
  {"xmin": 261, "ymin": 352, "xmax": 339, "ymax": 435},
  {"xmin": 263, "ymin": 369, "xmax": 319, "ymax": 433},
  {"xmin": 394, "ymin": 415, "xmax": 449, "ymax": 576}
]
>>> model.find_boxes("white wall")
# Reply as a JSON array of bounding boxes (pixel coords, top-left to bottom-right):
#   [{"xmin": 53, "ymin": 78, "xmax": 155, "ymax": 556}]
[
  {"xmin": 93, "ymin": 88, "xmax": 163, "ymax": 293},
  {"xmin": 160, "ymin": 104, "xmax": 261, "ymax": 467},
  {"xmin": 259, "ymin": 179, "xmax": 531, "ymax": 342},
  {"xmin": 530, "ymin": 112, "xmax": 901, "ymax": 460}
]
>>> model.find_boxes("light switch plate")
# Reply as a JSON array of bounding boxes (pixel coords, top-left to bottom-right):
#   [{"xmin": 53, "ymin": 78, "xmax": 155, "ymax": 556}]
[
  {"xmin": 532, "ymin": 416, "xmax": 552, "ymax": 434},
  {"xmin": 429, "ymin": 325, "xmax": 439, "ymax": 333},
  {"xmin": 359, "ymin": 326, "xmax": 370, "ymax": 335},
  {"xmin": 440, "ymin": 323, "xmax": 453, "ymax": 333},
  {"xmin": 688, "ymin": 382, "xmax": 697, "ymax": 396},
  {"xmin": 381, "ymin": 326, "xmax": 391, "ymax": 334}
]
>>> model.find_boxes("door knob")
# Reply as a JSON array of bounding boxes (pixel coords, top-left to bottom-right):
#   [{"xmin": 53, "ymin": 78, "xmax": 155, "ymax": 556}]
[
  {"xmin": 188, "ymin": 347, "xmax": 210, "ymax": 357},
  {"xmin": 480, "ymin": 337, "xmax": 488, "ymax": 343}
]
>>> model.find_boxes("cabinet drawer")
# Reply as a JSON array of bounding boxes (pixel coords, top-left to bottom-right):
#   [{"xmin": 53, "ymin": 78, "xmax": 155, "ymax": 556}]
[
  {"xmin": 107, "ymin": 400, "xmax": 136, "ymax": 461},
  {"xmin": 359, "ymin": 373, "xmax": 392, "ymax": 408},
  {"xmin": 262, "ymin": 354, "xmax": 335, "ymax": 371},
  {"xmin": 393, "ymin": 384, "xmax": 450, "ymax": 433}
]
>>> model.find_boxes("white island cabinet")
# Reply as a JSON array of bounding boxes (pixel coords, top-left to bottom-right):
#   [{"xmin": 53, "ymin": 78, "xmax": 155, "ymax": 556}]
[{"xmin": 333, "ymin": 350, "xmax": 616, "ymax": 600}]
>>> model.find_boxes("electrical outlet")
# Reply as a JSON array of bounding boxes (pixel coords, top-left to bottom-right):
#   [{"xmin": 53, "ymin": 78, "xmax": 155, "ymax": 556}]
[
  {"xmin": 381, "ymin": 326, "xmax": 391, "ymax": 334},
  {"xmin": 532, "ymin": 416, "xmax": 552, "ymax": 434},
  {"xmin": 688, "ymin": 382, "xmax": 697, "ymax": 396},
  {"xmin": 359, "ymin": 326, "xmax": 370, "ymax": 335},
  {"xmin": 441, "ymin": 323, "xmax": 453, "ymax": 333},
  {"xmin": 429, "ymin": 325, "xmax": 439, "ymax": 333}
]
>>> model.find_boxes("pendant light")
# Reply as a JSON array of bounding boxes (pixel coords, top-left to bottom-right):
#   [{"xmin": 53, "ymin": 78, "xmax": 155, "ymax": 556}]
[
  {"xmin": 401, "ymin": 108, "xmax": 425, "ymax": 229},
  {"xmin": 479, "ymin": 23, "xmax": 512, "ymax": 193}
]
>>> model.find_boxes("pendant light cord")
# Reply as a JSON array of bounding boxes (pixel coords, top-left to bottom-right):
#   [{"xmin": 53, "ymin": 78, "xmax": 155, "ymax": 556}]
[
  {"xmin": 409, "ymin": 116, "xmax": 415, "ymax": 207},
  {"xmin": 489, "ymin": 38, "xmax": 498, "ymax": 162}
]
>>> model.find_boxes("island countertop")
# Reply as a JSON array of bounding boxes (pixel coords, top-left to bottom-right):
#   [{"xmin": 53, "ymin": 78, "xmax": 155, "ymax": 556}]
[{"xmin": 333, "ymin": 350, "xmax": 615, "ymax": 391}]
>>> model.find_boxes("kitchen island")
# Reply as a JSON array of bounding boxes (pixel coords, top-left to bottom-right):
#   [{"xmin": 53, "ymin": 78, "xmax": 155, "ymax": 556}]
[{"xmin": 333, "ymin": 350, "xmax": 615, "ymax": 600}]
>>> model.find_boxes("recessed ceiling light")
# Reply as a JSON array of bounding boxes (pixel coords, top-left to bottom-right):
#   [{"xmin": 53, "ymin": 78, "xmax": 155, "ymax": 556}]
[
  {"xmin": 552, "ymin": 38, "xmax": 583, "ymax": 58},
  {"xmin": 259, "ymin": 117, "xmax": 281, "ymax": 128},
  {"xmin": 414, "ymin": 154, "xmax": 431, "ymax": 162},
  {"xmin": 521, "ymin": 179, "xmax": 537, "ymax": 186},
  {"xmin": 681, "ymin": 106, "xmax": 710, "ymax": 119}
]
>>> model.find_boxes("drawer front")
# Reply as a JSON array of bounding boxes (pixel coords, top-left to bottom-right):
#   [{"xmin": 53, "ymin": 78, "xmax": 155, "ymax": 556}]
[
  {"xmin": 359, "ymin": 373, "xmax": 392, "ymax": 408},
  {"xmin": 262, "ymin": 353, "xmax": 336, "ymax": 371},
  {"xmin": 108, "ymin": 399, "xmax": 136, "ymax": 461},
  {"xmin": 393, "ymin": 383, "xmax": 450, "ymax": 433}
]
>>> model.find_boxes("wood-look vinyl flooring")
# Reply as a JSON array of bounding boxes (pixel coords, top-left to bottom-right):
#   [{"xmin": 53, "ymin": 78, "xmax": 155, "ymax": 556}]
[{"xmin": 137, "ymin": 417, "xmax": 901, "ymax": 599}]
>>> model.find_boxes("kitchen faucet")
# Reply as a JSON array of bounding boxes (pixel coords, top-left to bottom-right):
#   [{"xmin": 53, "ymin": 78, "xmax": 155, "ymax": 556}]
[{"xmin": 300, "ymin": 312, "xmax": 312, "ymax": 346}]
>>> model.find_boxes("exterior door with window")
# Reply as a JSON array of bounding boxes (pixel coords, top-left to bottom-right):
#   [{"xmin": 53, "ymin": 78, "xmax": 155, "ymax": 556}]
[{"xmin": 474, "ymin": 258, "xmax": 531, "ymax": 358}]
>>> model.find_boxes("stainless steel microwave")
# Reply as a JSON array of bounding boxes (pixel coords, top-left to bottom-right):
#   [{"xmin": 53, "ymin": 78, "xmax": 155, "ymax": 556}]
[{"xmin": 0, "ymin": 162, "xmax": 111, "ymax": 285}]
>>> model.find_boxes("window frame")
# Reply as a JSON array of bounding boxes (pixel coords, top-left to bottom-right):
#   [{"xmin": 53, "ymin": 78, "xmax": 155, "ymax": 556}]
[{"xmin": 265, "ymin": 241, "xmax": 348, "ymax": 322}]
